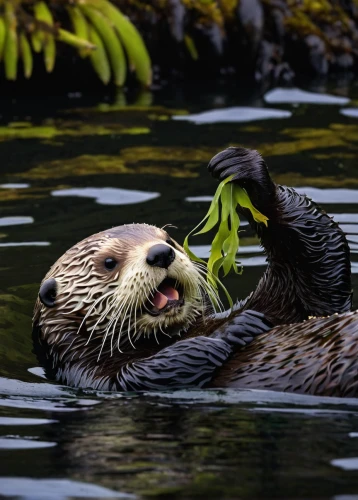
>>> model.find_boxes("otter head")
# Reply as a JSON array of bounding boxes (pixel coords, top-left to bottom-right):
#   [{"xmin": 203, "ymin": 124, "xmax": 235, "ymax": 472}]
[{"xmin": 33, "ymin": 224, "xmax": 214, "ymax": 358}]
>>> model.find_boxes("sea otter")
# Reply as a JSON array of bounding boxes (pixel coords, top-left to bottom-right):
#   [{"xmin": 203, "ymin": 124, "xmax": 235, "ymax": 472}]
[{"xmin": 32, "ymin": 147, "xmax": 355, "ymax": 396}]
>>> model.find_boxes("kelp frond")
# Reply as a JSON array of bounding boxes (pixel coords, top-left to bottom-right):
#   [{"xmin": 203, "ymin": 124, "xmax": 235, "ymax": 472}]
[{"xmin": 0, "ymin": 0, "xmax": 151, "ymax": 85}]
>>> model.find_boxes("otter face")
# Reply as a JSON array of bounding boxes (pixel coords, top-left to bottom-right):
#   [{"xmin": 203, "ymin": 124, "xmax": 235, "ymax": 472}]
[{"xmin": 34, "ymin": 224, "xmax": 215, "ymax": 356}]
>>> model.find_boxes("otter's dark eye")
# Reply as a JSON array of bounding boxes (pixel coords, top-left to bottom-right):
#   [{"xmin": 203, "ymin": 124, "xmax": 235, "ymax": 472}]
[{"xmin": 104, "ymin": 258, "xmax": 118, "ymax": 271}]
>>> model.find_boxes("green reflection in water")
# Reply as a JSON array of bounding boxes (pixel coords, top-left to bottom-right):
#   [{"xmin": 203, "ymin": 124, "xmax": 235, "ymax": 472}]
[
  {"xmin": 0, "ymin": 121, "xmax": 150, "ymax": 142},
  {"xmin": 0, "ymin": 286, "xmax": 37, "ymax": 378}
]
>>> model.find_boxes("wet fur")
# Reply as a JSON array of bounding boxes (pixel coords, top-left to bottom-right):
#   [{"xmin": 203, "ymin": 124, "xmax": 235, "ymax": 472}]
[
  {"xmin": 33, "ymin": 147, "xmax": 355, "ymax": 396},
  {"xmin": 213, "ymin": 311, "xmax": 358, "ymax": 397},
  {"xmin": 33, "ymin": 224, "xmax": 215, "ymax": 389}
]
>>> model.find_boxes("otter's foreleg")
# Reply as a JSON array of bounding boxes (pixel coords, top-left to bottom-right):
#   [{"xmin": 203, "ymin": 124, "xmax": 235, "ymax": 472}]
[
  {"xmin": 113, "ymin": 310, "xmax": 271, "ymax": 391},
  {"xmin": 208, "ymin": 147, "xmax": 352, "ymax": 325}
]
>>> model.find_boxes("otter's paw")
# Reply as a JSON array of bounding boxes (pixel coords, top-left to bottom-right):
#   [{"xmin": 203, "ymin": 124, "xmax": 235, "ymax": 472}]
[
  {"xmin": 208, "ymin": 147, "xmax": 264, "ymax": 183},
  {"xmin": 213, "ymin": 310, "xmax": 272, "ymax": 349}
]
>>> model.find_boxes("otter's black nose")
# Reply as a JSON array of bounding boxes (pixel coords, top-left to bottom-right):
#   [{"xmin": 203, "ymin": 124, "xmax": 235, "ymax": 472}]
[{"xmin": 146, "ymin": 244, "xmax": 175, "ymax": 269}]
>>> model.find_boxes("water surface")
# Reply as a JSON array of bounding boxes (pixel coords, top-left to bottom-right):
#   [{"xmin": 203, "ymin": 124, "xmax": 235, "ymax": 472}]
[{"xmin": 0, "ymin": 83, "xmax": 358, "ymax": 498}]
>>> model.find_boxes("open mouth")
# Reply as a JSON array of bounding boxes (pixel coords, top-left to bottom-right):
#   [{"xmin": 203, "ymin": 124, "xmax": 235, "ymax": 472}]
[{"xmin": 144, "ymin": 278, "xmax": 184, "ymax": 316}]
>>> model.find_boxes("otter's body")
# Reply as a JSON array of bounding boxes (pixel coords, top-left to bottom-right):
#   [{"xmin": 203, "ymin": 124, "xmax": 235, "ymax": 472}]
[
  {"xmin": 214, "ymin": 311, "xmax": 358, "ymax": 397},
  {"xmin": 33, "ymin": 148, "xmax": 355, "ymax": 397}
]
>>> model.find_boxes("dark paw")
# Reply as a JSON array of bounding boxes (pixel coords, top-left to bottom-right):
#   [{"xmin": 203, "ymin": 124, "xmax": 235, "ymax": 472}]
[
  {"xmin": 223, "ymin": 310, "xmax": 272, "ymax": 348},
  {"xmin": 208, "ymin": 147, "xmax": 264, "ymax": 182},
  {"xmin": 207, "ymin": 147, "xmax": 276, "ymax": 214}
]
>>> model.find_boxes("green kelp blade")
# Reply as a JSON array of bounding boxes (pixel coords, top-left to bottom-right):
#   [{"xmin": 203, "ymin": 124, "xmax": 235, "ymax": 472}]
[
  {"xmin": 208, "ymin": 218, "xmax": 230, "ymax": 277},
  {"xmin": 221, "ymin": 184, "xmax": 241, "ymax": 277},
  {"xmin": 182, "ymin": 236, "xmax": 206, "ymax": 265},
  {"xmin": 193, "ymin": 175, "xmax": 234, "ymax": 236},
  {"xmin": 183, "ymin": 175, "xmax": 268, "ymax": 312},
  {"xmin": 183, "ymin": 175, "xmax": 234, "ymax": 261},
  {"xmin": 183, "ymin": 176, "xmax": 236, "ymax": 310},
  {"xmin": 222, "ymin": 228, "xmax": 240, "ymax": 276},
  {"xmin": 234, "ymin": 185, "xmax": 269, "ymax": 226}
]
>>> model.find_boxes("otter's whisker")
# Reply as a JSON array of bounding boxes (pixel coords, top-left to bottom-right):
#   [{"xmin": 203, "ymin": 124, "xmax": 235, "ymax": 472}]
[
  {"xmin": 158, "ymin": 324, "xmax": 171, "ymax": 338},
  {"xmin": 113, "ymin": 299, "xmax": 134, "ymax": 352},
  {"xmin": 153, "ymin": 328, "xmax": 159, "ymax": 345},
  {"xmin": 109, "ymin": 300, "xmax": 128, "ymax": 355},
  {"xmin": 86, "ymin": 294, "xmax": 117, "ymax": 346},
  {"xmin": 97, "ymin": 326, "xmax": 111, "ymax": 361},
  {"xmin": 194, "ymin": 268, "xmax": 224, "ymax": 312},
  {"xmin": 105, "ymin": 299, "xmax": 124, "ymax": 356},
  {"xmin": 133, "ymin": 295, "xmax": 140, "ymax": 342},
  {"xmin": 98, "ymin": 296, "xmax": 124, "ymax": 361},
  {"xmin": 195, "ymin": 270, "xmax": 221, "ymax": 299},
  {"xmin": 77, "ymin": 289, "xmax": 114, "ymax": 338},
  {"xmin": 126, "ymin": 300, "xmax": 137, "ymax": 350},
  {"xmin": 118, "ymin": 297, "xmax": 136, "ymax": 351}
]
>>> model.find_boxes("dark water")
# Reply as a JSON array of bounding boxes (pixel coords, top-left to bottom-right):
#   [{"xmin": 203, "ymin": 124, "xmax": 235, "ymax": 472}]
[{"xmin": 0, "ymin": 82, "xmax": 358, "ymax": 499}]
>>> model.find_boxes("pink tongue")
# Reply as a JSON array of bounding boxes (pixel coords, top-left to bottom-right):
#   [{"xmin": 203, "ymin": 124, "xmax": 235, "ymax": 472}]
[
  {"xmin": 153, "ymin": 292, "xmax": 168, "ymax": 310},
  {"xmin": 153, "ymin": 285, "xmax": 179, "ymax": 310}
]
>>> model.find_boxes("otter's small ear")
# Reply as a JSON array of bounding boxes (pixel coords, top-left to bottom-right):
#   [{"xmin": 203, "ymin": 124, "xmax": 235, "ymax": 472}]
[{"xmin": 39, "ymin": 278, "xmax": 57, "ymax": 308}]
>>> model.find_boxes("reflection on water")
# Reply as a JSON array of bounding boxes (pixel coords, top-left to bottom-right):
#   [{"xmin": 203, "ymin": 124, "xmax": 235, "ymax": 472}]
[
  {"xmin": 0, "ymin": 85, "xmax": 358, "ymax": 498},
  {"xmin": 187, "ymin": 189, "xmax": 358, "ymax": 204},
  {"xmin": 0, "ymin": 242, "xmax": 50, "ymax": 247},
  {"xmin": 264, "ymin": 87, "xmax": 350, "ymax": 105},
  {"xmin": 0, "ymin": 216, "xmax": 34, "ymax": 227},
  {"xmin": 0, "ymin": 478, "xmax": 134, "ymax": 499},
  {"xmin": 173, "ymin": 106, "xmax": 292, "ymax": 124},
  {"xmin": 331, "ymin": 458, "xmax": 358, "ymax": 471},
  {"xmin": 341, "ymin": 108, "xmax": 358, "ymax": 118},
  {"xmin": 0, "ymin": 184, "xmax": 30, "ymax": 189},
  {"xmin": 295, "ymin": 187, "xmax": 358, "ymax": 204},
  {"xmin": 0, "ymin": 437, "xmax": 56, "ymax": 450},
  {"xmin": 51, "ymin": 187, "xmax": 160, "ymax": 206},
  {"xmin": 0, "ymin": 417, "xmax": 57, "ymax": 425}
]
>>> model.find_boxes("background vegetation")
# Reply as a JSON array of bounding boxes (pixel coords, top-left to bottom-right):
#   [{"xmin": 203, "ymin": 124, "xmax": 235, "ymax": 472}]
[{"xmin": 1, "ymin": 0, "xmax": 358, "ymax": 89}]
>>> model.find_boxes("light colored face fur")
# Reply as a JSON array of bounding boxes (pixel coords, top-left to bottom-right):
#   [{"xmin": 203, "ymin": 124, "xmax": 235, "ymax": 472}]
[{"xmin": 33, "ymin": 224, "xmax": 217, "ymax": 358}]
